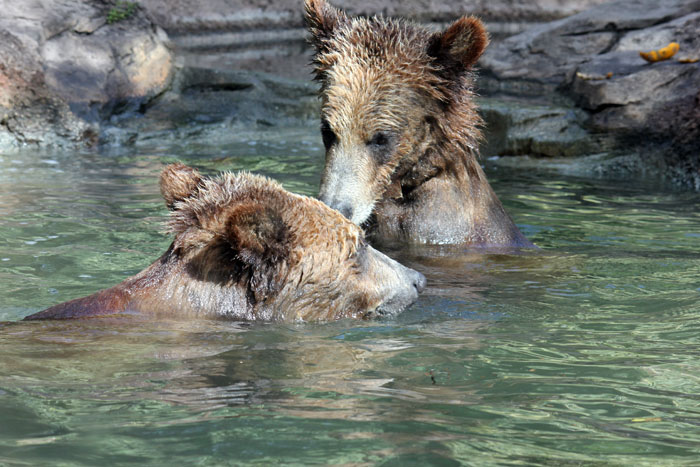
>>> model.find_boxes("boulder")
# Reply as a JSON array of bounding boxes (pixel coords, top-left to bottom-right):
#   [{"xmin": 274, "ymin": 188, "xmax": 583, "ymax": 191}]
[
  {"xmin": 479, "ymin": 99, "xmax": 598, "ymax": 159},
  {"xmin": 479, "ymin": 0, "xmax": 700, "ymax": 189},
  {"xmin": 0, "ymin": 0, "xmax": 174, "ymax": 148}
]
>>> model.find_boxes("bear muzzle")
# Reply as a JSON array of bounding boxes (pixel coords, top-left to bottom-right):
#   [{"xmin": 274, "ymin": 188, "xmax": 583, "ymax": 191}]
[{"xmin": 364, "ymin": 251, "xmax": 426, "ymax": 318}]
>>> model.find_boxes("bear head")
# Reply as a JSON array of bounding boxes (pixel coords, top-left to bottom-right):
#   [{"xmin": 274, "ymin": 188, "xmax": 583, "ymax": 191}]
[
  {"xmin": 159, "ymin": 163, "xmax": 426, "ymax": 321},
  {"xmin": 305, "ymin": 0, "xmax": 488, "ymax": 226}
]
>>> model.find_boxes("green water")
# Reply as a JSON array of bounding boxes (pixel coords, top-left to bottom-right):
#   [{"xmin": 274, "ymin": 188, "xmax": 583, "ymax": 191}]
[{"xmin": 1, "ymin": 127, "xmax": 699, "ymax": 466}]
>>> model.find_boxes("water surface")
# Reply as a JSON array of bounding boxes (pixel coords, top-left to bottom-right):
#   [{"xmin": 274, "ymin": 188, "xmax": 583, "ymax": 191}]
[{"xmin": 1, "ymin": 127, "xmax": 699, "ymax": 465}]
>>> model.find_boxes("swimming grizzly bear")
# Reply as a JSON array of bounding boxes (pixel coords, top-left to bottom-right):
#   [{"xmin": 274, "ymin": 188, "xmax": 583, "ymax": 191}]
[
  {"xmin": 24, "ymin": 164, "xmax": 426, "ymax": 322},
  {"xmin": 305, "ymin": 0, "xmax": 533, "ymax": 247}
]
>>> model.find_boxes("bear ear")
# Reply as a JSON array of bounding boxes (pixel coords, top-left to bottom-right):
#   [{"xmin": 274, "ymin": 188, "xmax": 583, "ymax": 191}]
[
  {"xmin": 304, "ymin": 0, "xmax": 348, "ymax": 51},
  {"xmin": 160, "ymin": 163, "xmax": 203, "ymax": 210},
  {"xmin": 428, "ymin": 16, "xmax": 489, "ymax": 72},
  {"xmin": 224, "ymin": 202, "xmax": 290, "ymax": 267}
]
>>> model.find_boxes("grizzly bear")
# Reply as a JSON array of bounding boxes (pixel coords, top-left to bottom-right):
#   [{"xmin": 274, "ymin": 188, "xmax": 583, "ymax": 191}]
[
  {"xmin": 24, "ymin": 164, "xmax": 426, "ymax": 322},
  {"xmin": 305, "ymin": 0, "xmax": 533, "ymax": 247}
]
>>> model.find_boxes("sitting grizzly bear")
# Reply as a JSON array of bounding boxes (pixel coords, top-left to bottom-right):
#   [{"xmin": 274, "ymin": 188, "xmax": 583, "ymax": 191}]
[
  {"xmin": 24, "ymin": 164, "xmax": 425, "ymax": 322},
  {"xmin": 305, "ymin": 0, "xmax": 533, "ymax": 247}
]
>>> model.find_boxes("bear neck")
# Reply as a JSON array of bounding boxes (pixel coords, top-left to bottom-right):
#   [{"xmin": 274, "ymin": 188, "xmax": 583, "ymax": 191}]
[
  {"xmin": 56, "ymin": 245, "xmax": 262, "ymax": 320},
  {"xmin": 123, "ymin": 245, "xmax": 271, "ymax": 320},
  {"xmin": 374, "ymin": 97, "xmax": 532, "ymax": 247}
]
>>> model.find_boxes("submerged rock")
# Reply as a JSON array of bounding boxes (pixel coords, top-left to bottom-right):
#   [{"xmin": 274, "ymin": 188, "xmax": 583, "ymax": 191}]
[{"xmin": 479, "ymin": 0, "xmax": 700, "ymax": 189}]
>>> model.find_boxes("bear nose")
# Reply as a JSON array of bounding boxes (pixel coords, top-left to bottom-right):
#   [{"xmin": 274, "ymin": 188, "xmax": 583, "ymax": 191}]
[
  {"xmin": 413, "ymin": 271, "xmax": 427, "ymax": 293},
  {"xmin": 336, "ymin": 203, "xmax": 353, "ymax": 220}
]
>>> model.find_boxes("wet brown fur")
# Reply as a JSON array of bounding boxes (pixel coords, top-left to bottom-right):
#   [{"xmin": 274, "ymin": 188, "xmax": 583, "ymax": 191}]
[
  {"xmin": 306, "ymin": 0, "xmax": 533, "ymax": 247},
  {"xmin": 25, "ymin": 164, "xmax": 423, "ymax": 322}
]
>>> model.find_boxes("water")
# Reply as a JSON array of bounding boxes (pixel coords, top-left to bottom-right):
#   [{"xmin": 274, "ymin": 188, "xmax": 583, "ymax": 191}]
[{"xmin": 1, "ymin": 127, "xmax": 700, "ymax": 465}]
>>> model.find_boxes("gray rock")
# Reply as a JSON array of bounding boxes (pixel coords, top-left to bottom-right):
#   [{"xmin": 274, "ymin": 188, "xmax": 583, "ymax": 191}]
[
  {"xmin": 41, "ymin": 20, "xmax": 173, "ymax": 120},
  {"xmin": 479, "ymin": 0, "xmax": 700, "ymax": 189},
  {"xmin": 481, "ymin": 0, "xmax": 700, "ymax": 89},
  {"xmin": 570, "ymin": 12, "xmax": 700, "ymax": 136},
  {"xmin": 0, "ymin": 0, "xmax": 173, "ymax": 148},
  {"xmin": 479, "ymin": 98, "xmax": 600, "ymax": 158},
  {"xmin": 139, "ymin": 0, "xmax": 608, "ymax": 31},
  {"xmin": 101, "ymin": 67, "xmax": 320, "ymax": 147},
  {"xmin": 138, "ymin": 0, "xmax": 607, "ymax": 80}
]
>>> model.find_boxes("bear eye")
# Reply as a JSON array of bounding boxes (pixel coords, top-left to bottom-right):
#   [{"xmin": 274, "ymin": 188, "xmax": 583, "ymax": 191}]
[
  {"xmin": 367, "ymin": 132, "xmax": 390, "ymax": 148},
  {"xmin": 366, "ymin": 131, "xmax": 395, "ymax": 165},
  {"xmin": 352, "ymin": 239, "xmax": 369, "ymax": 268},
  {"xmin": 320, "ymin": 120, "xmax": 337, "ymax": 150}
]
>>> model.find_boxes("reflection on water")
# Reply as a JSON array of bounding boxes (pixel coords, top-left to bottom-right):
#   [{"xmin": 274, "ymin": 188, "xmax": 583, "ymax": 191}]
[{"xmin": 1, "ymin": 127, "xmax": 700, "ymax": 465}]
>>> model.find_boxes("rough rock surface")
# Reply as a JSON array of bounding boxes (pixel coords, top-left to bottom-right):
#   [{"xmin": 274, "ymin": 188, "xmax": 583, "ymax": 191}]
[
  {"xmin": 140, "ymin": 0, "xmax": 607, "ymax": 31},
  {"xmin": 103, "ymin": 66, "xmax": 319, "ymax": 147},
  {"xmin": 479, "ymin": 0, "xmax": 700, "ymax": 189},
  {"xmin": 0, "ymin": 0, "xmax": 173, "ymax": 148},
  {"xmin": 479, "ymin": 99, "xmax": 598, "ymax": 159},
  {"xmin": 138, "ymin": 0, "xmax": 607, "ymax": 79}
]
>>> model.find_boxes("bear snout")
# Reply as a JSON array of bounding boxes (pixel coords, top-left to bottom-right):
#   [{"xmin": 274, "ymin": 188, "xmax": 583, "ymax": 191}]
[
  {"xmin": 413, "ymin": 270, "xmax": 427, "ymax": 294},
  {"xmin": 336, "ymin": 202, "xmax": 353, "ymax": 220},
  {"xmin": 366, "ymin": 252, "xmax": 426, "ymax": 318}
]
